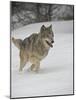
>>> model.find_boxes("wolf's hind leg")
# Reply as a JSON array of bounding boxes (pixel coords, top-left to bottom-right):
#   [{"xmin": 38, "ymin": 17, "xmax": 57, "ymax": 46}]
[
  {"xmin": 19, "ymin": 51, "xmax": 28, "ymax": 72},
  {"xmin": 19, "ymin": 58, "xmax": 27, "ymax": 72},
  {"xmin": 19, "ymin": 57, "xmax": 27, "ymax": 71}
]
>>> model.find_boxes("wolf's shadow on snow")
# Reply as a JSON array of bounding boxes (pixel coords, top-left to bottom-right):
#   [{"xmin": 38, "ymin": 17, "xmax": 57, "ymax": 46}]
[{"xmin": 24, "ymin": 65, "xmax": 66, "ymax": 75}]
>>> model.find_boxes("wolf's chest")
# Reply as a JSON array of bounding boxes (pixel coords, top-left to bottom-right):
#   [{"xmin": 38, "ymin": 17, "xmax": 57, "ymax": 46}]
[
  {"xmin": 32, "ymin": 47, "xmax": 49, "ymax": 60},
  {"xmin": 40, "ymin": 50, "xmax": 49, "ymax": 60}
]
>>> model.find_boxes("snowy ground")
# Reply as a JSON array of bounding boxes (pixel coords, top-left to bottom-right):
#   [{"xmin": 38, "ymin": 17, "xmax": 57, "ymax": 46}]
[{"xmin": 11, "ymin": 20, "xmax": 73, "ymax": 98}]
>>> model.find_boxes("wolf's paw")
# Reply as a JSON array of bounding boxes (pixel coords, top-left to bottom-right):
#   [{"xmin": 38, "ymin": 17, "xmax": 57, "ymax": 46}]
[
  {"xmin": 33, "ymin": 69, "xmax": 40, "ymax": 73},
  {"xmin": 18, "ymin": 70, "xmax": 23, "ymax": 75}
]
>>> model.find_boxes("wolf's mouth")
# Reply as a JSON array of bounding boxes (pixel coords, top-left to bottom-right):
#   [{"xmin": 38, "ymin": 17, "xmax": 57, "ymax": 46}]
[{"xmin": 46, "ymin": 40, "xmax": 53, "ymax": 47}]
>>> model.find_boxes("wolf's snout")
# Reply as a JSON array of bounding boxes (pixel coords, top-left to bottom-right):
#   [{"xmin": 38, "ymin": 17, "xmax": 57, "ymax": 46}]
[{"xmin": 51, "ymin": 40, "xmax": 54, "ymax": 43}]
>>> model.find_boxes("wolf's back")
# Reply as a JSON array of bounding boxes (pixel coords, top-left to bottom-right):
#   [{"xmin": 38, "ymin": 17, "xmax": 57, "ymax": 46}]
[{"xmin": 12, "ymin": 37, "xmax": 23, "ymax": 49}]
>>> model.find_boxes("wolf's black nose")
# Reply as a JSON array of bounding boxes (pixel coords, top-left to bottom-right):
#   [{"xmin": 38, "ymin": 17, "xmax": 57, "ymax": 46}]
[{"xmin": 51, "ymin": 40, "xmax": 54, "ymax": 43}]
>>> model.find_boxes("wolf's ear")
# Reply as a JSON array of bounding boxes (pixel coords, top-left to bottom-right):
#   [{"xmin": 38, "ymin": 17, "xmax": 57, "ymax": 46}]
[
  {"xmin": 40, "ymin": 25, "xmax": 46, "ymax": 32},
  {"xmin": 49, "ymin": 24, "xmax": 52, "ymax": 28}
]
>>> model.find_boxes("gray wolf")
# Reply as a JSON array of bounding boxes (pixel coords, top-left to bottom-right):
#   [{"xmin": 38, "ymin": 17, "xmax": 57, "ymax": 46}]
[{"xmin": 12, "ymin": 24, "xmax": 54, "ymax": 72}]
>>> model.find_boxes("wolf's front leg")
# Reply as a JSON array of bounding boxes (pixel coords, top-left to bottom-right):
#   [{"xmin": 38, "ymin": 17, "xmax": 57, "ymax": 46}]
[
  {"xmin": 31, "ymin": 64, "xmax": 35, "ymax": 71},
  {"xmin": 35, "ymin": 62, "xmax": 40, "ymax": 72},
  {"xmin": 31, "ymin": 62, "xmax": 40, "ymax": 72}
]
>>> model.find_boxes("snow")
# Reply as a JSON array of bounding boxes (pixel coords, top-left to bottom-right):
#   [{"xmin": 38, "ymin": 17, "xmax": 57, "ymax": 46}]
[{"xmin": 11, "ymin": 20, "xmax": 73, "ymax": 98}]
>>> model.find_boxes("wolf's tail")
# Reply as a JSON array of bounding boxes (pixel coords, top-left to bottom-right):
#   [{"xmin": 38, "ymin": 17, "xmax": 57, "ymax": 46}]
[{"xmin": 12, "ymin": 37, "xmax": 23, "ymax": 49}]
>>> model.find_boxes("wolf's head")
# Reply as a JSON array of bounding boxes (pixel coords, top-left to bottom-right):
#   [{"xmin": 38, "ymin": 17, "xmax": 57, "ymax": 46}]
[{"xmin": 40, "ymin": 24, "xmax": 54, "ymax": 48}]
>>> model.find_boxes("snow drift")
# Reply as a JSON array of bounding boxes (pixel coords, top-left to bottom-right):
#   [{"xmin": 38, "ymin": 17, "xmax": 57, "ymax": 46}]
[{"xmin": 11, "ymin": 20, "xmax": 73, "ymax": 98}]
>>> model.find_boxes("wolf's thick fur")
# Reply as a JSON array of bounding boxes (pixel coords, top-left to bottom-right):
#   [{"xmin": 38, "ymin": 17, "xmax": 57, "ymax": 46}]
[{"xmin": 12, "ymin": 25, "xmax": 54, "ymax": 72}]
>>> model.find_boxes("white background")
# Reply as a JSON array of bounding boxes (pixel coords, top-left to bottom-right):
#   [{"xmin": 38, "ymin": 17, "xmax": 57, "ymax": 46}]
[{"xmin": 0, "ymin": 0, "xmax": 75, "ymax": 100}]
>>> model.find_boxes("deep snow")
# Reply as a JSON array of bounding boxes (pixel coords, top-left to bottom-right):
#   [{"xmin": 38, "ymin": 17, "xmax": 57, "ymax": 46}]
[{"xmin": 11, "ymin": 20, "xmax": 73, "ymax": 98}]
